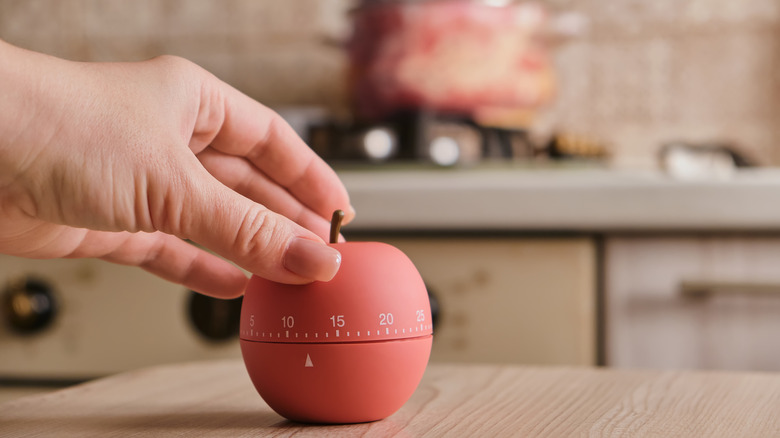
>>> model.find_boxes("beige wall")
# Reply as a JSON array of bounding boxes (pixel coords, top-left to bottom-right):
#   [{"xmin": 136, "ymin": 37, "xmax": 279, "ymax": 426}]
[{"xmin": 2, "ymin": 0, "xmax": 779, "ymax": 167}]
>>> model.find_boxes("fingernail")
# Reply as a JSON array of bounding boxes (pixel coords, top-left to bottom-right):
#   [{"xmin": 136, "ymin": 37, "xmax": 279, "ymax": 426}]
[{"xmin": 284, "ymin": 238, "xmax": 342, "ymax": 281}]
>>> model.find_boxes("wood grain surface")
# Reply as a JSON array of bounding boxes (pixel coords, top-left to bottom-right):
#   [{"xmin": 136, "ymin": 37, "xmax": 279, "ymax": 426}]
[{"xmin": 1, "ymin": 360, "xmax": 778, "ymax": 437}]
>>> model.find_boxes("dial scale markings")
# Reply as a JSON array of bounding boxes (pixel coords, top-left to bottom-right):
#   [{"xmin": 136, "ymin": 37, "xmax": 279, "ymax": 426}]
[
  {"xmin": 242, "ymin": 307, "xmax": 432, "ymax": 343},
  {"xmin": 240, "ymin": 323, "xmax": 433, "ymax": 341}
]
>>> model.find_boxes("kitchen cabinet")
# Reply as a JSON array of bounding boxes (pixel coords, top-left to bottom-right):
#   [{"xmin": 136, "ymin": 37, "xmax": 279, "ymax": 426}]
[
  {"xmin": 356, "ymin": 236, "xmax": 597, "ymax": 366},
  {"xmin": 340, "ymin": 167, "xmax": 780, "ymax": 371},
  {"xmin": 0, "ymin": 256, "xmax": 240, "ymax": 381},
  {"xmin": 605, "ymin": 236, "xmax": 780, "ymax": 371}
]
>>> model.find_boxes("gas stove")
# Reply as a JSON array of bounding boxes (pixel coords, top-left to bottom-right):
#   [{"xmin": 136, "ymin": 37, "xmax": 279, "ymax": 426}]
[{"xmin": 304, "ymin": 111, "xmax": 607, "ymax": 167}]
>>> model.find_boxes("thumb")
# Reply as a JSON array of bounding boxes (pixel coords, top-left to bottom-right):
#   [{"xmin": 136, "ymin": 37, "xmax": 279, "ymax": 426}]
[{"xmin": 169, "ymin": 166, "xmax": 342, "ymax": 284}]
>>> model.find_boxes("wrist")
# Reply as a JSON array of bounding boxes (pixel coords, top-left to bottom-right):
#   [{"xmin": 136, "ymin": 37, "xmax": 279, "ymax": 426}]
[
  {"xmin": 0, "ymin": 41, "xmax": 38, "ymax": 176},
  {"xmin": 0, "ymin": 40, "xmax": 34, "ymax": 136},
  {"xmin": 0, "ymin": 40, "xmax": 71, "ymax": 186}
]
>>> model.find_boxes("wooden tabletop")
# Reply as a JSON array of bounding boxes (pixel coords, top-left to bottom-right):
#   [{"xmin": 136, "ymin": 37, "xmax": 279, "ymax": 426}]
[{"xmin": 1, "ymin": 360, "xmax": 778, "ymax": 437}]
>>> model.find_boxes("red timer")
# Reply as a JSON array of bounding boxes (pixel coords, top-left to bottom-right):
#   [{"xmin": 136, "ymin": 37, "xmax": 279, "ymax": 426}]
[{"xmin": 239, "ymin": 211, "xmax": 433, "ymax": 424}]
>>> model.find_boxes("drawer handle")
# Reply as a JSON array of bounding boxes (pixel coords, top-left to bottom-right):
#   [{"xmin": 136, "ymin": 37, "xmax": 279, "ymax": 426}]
[{"xmin": 680, "ymin": 280, "xmax": 780, "ymax": 298}]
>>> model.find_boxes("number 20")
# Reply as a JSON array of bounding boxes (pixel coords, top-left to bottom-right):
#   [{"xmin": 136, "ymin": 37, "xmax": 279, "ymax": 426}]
[{"xmin": 379, "ymin": 313, "xmax": 394, "ymax": 325}]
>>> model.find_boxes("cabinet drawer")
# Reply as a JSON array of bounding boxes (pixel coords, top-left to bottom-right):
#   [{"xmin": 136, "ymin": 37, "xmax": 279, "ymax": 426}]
[
  {"xmin": 606, "ymin": 236, "xmax": 780, "ymax": 371},
  {"xmin": 358, "ymin": 237, "xmax": 597, "ymax": 365}
]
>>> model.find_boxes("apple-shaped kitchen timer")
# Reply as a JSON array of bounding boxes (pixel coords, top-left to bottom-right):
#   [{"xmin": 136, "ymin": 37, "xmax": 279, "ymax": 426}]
[{"xmin": 239, "ymin": 210, "xmax": 433, "ymax": 424}]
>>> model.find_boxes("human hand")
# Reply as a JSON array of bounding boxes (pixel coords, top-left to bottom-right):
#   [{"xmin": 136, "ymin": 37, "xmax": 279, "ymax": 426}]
[{"xmin": 0, "ymin": 41, "xmax": 354, "ymax": 298}]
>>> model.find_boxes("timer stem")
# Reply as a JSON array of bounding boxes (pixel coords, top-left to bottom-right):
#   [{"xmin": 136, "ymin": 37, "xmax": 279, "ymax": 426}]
[{"xmin": 330, "ymin": 210, "xmax": 345, "ymax": 244}]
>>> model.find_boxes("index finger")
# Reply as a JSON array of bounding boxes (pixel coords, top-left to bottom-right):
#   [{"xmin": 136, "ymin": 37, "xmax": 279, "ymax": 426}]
[{"xmin": 195, "ymin": 77, "xmax": 355, "ymax": 225}]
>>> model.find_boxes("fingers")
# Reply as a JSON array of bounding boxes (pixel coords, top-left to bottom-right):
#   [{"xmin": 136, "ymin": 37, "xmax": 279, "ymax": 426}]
[
  {"xmin": 171, "ymin": 159, "xmax": 342, "ymax": 284},
  {"xmin": 66, "ymin": 229, "xmax": 249, "ymax": 298},
  {"xmin": 191, "ymin": 75, "xmax": 355, "ymax": 225},
  {"xmin": 197, "ymin": 148, "xmax": 334, "ymax": 241},
  {"xmin": 102, "ymin": 234, "xmax": 248, "ymax": 299}
]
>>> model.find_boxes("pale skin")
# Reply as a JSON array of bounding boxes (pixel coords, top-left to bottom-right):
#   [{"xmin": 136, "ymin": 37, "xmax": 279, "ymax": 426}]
[{"xmin": 0, "ymin": 39, "xmax": 355, "ymax": 299}]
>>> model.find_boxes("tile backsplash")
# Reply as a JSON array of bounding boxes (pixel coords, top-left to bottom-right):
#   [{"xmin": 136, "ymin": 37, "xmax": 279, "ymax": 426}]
[
  {"xmin": 2, "ymin": 0, "xmax": 779, "ymax": 167},
  {"xmin": 549, "ymin": 0, "xmax": 780, "ymax": 167},
  {"xmin": 0, "ymin": 0, "xmax": 352, "ymax": 110}
]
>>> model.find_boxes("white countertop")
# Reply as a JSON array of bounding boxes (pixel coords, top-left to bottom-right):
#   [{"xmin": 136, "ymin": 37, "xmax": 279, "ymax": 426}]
[{"xmin": 338, "ymin": 166, "xmax": 780, "ymax": 232}]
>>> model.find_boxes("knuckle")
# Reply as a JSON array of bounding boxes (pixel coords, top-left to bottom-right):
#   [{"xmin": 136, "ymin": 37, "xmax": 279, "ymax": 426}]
[
  {"xmin": 236, "ymin": 206, "xmax": 284, "ymax": 261},
  {"xmin": 146, "ymin": 55, "xmax": 204, "ymax": 92},
  {"xmin": 149, "ymin": 54, "xmax": 193, "ymax": 71}
]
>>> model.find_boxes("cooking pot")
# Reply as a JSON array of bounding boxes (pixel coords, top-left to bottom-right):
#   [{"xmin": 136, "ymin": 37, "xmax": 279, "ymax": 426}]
[{"xmin": 347, "ymin": 0, "xmax": 557, "ymax": 124}]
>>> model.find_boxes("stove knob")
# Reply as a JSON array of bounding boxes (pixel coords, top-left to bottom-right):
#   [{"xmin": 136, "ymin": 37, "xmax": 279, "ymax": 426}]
[
  {"xmin": 425, "ymin": 284, "xmax": 441, "ymax": 332},
  {"xmin": 1, "ymin": 278, "xmax": 57, "ymax": 335},
  {"xmin": 187, "ymin": 291, "xmax": 243, "ymax": 342}
]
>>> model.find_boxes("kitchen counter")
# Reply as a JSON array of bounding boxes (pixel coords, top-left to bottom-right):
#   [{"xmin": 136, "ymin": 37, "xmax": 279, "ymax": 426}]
[
  {"xmin": 339, "ymin": 167, "xmax": 780, "ymax": 232},
  {"xmin": 1, "ymin": 360, "xmax": 778, "ymax": 437}
]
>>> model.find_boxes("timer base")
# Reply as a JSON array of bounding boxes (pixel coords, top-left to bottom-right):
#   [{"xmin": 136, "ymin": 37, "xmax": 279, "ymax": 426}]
[{"xmin": 240, "ymin": 336, "xmax": 432, "ymax": 424}]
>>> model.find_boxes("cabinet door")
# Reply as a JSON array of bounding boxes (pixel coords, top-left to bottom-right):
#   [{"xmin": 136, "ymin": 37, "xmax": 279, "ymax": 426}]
[
  {"xmin": 606, "ymin": 236, "xmax": 780, "ymax": 371},
  {"xmin": 366, "ymin": 237, "xmax": 596, "ymax": 365}
]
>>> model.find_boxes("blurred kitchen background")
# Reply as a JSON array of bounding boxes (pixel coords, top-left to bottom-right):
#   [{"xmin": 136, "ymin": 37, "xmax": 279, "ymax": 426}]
[
  {"xmin": 2, "ymin": 0, "xmax": 779, "ymax": 166},
  {"xmin": 3, "ymin": 0, "xmax": 780, "ymax": 401}
]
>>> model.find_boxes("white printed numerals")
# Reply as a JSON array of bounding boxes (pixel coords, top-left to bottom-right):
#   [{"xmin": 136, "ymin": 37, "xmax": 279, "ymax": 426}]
[
  {"xmin": 379, "ymin": 312, "xmax": 394, "ymax": 325},
  {"xmin": 416, "ymin": 310, "xmax": 425, "ymax": 322},
  {"xmin": 330, "ymin": 315, "xmax": 345, "ymax": 327},
  {"xmin": 281, "ymin": 316, "xmax": 294, "ymax": 328}
]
